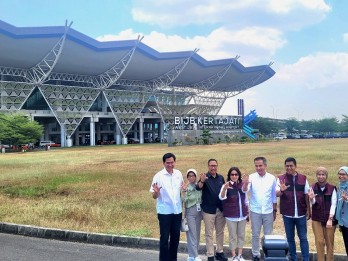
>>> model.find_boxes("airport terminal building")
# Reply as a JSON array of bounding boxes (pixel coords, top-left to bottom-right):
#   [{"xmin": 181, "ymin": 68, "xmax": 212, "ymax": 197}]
[{"xmin": 0, "ymin": 20, "xmax": 275, "ymax": 146}]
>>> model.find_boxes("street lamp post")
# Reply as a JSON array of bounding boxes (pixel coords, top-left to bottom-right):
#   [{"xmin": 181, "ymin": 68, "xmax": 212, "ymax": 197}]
[
  {"xmin": 270, "ymin": 106, "xmax": 278, "ymax": 119},
  {"xmin": 295, "ymin": 109, "xmax": 303, "ymax": 121}
]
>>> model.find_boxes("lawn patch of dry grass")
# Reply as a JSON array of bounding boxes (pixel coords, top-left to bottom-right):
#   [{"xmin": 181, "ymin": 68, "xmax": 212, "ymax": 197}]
[{"xmin": 0, "ymin": 140, "xmax": 347, "ymax": 253}]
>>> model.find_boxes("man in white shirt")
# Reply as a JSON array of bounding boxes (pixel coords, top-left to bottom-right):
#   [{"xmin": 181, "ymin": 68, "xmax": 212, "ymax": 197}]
[
  {"xmin": 242, "ymin": 156, "xmax": 277, "ymax": 261},
  {"xmin": 150, "ymin": 153, "xmax": 184, "ymax": 261}
]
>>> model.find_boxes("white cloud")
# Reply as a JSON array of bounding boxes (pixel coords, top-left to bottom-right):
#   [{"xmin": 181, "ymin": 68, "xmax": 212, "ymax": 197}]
[
  {"xmin": 274, "ymin": 52, "xmax": 348, "ymax": 90},
  {"xmin": 344, "ymin": 33, "xmax": 348, "ymax": 43},
  {"xmin": 97, "ymin": 1, "xmax": 333, "ymax": 67},
  {"xmin": 97, "ymin": 29, "xmax": 139, "ymax": 41},
  {"xmin": 268, "ymin": 0, "xmax": 331, "ymax": 14},
  {"xmin": 220, "ymin": 51, "xmax": 348, "ymax": 120},
  {"xmin": 96, "ymin": 1, "xmax": 343, "ymax": 120},
  {"xmin": 131, "ymin": 0, "xmax": 227, "ymax": 26},
  {"xmin": 131, "ymin": 0, "xmax": 331, "ymax": 30},
  {"xmin": 96, "ymin": 26, "xmax": 285, "ymax": 65}
]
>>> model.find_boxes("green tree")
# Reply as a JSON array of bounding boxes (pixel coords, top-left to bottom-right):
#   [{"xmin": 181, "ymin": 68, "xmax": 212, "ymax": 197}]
[
  {"xmin": 0, "ymin": 113, "xmax": 43, "ymax": 148},
  {"xmin": 300, "ymin": 119, "xmax": 316, "ymax": 132},
  {"xmin": 340, "ymin": 115, "xmax": 348, "ymax": 132},
  {"xmin": 310, "ymin": 120, "xmax": 322, "ymax": 133},
  {"xmin": 285, "ymin": 118, "xmax": 300, "ymax": 133},
  {"xmin": 200, "ymin": 129, "xmax": 212, "ymax": 145},
  {"xmin": 250, "ymin": 117, "xmax": 276, "ymax": 135},
  {"xmin": 317, "ymin": 117, "xmax": 339, "ymax": 133}
]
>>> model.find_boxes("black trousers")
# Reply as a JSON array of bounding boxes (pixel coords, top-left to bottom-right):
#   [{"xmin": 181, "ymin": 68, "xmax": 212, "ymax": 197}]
[
  {"xmin": 340, "ymin": 225, "xmax": 348, "ymax": 257},
  {"xmin": 158, "ymin": 213, "xmax": 182, "ymax": 261}
]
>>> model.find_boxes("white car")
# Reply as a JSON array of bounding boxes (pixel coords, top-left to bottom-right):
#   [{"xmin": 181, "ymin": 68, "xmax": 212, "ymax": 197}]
[
  {"xmin": 39, "ymin": 141, "xmax": 55, "ymax": 147},
  {"xmin": 301, "ymin": 134, "xmax": 313, "ymax": 139},
  {"xmin": 274, "ymin": 136, "xmax": 285, "ymax": 140},
  {"xmin": 274, "ymin": 133, "xmax": 287, "ymax": 140}
]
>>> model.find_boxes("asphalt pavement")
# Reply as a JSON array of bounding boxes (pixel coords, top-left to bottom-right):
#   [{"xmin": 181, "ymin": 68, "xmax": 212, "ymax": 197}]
[
  {"xmin": 1, "ymin": 222, "xmax": 346, "ymax": 260},
  {"xmin": 0, "ymin": 233, "xmax": 192, "ymax": 261}
]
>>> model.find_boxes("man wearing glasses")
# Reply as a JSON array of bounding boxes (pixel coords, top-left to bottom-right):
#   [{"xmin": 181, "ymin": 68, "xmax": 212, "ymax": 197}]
[
  {"xmin": 197, "ymin": 159, "xmax": 228, "ymax": 261},
  {"xmin": 276, "ymin": 157, "xmax": 310, "ymax": 261}
]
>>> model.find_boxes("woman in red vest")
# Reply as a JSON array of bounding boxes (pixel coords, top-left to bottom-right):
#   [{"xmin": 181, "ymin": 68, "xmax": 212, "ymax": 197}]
[
  {"xmin": 308, "ymin": 167, "xmax": 337, "ymax": 261},
  {"xmin": 219, "ymin": 167, "xmax": 249, "ymax": 261}
]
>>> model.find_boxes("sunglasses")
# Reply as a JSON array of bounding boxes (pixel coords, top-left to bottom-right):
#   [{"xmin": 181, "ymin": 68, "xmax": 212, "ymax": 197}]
[{"xmin": 230, "ymin": 173, "xmax": 238, "ymax": 176}]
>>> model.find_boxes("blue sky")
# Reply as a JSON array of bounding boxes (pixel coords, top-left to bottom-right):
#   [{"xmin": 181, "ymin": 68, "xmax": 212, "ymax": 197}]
[{"xmin": 1, "ymin": 0, "xmax": 347, "ymax": 120}]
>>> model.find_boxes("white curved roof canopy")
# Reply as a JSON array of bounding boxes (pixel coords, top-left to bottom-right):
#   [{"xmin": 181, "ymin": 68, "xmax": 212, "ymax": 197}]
[{"xmin": 0, "ymin": 19, "xmax": 275, "ymax": 93}]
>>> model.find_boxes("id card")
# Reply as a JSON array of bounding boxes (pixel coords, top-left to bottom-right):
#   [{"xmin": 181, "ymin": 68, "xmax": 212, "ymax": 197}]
[{"xmin": 196, "ymin": 203, "xmax": 201, "ymax": 212}]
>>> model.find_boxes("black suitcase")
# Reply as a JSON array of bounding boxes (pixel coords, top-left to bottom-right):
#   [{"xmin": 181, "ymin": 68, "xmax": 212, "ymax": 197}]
[{"xmin": 262, "ymin": 235, "xmax": 289, "ymax": 260}]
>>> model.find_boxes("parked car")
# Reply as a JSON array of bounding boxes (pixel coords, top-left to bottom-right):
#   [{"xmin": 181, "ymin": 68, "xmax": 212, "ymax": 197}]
[
  {"xmin": 128, "ymin": 138, "xmax": 140, "ymax": 144},
  {"xmin": 50, "ymin": 143, "xmax": 61, "ymax": 147},
  {"xmin": 274, "ymin": 133, "xmax": 287, "ymax": 140},
  {"xmin": 324, "ymin": 133, "xmax": 341, "ymax": 138},
  {"xmin": 154, "ymin": 137, "xmax": 168, "ymax": 143},
  {"xmin": 274, "ymin": 136, "xmax": 284, "ymax": 140},
  {"xmin": 39, "ymin": 141, "xmax": 55, "ymax": 147},
  {"xmin": 144, "ymin": 138, "xmax": 153, "ymax": 143},
  {"xmin": 312, "ymin": 133, "xmax": 324, "ymax": 139},
  {"xmin": 341, "ymin": 133, "xmax": 348, "ymax": 138},
  {"xmin": 287, "ymin": 134, "xmax": 301, "ymax": 139},
  {"xmin": 21, "ymin": 144, "xmax": 29, "ymax": 150},
  {"xmin": 300, "ymin": 134, "xmax": 313, "ymax": 139}
]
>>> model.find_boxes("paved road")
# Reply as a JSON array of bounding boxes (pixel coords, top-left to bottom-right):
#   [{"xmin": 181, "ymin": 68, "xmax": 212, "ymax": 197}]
[{"xmin": 0, "ymin": 233, "xmax": 192, "ymax": 261}]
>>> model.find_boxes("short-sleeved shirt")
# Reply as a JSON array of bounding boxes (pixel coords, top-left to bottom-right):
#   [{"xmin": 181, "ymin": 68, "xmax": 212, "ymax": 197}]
[{"xmin": 149, "ymin": 168, "xmax": 183, "ymax": 214}]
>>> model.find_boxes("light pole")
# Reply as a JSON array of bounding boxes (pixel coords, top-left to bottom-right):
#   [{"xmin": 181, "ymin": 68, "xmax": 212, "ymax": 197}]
[
  {"xmin": 295, "ymin": 109, "xmax": 303, "ymax": 121},
  {"xmin": 270, "ymin": 106, "xmax": 278, "ymax": 119},
  {"xmin": 270, "ymin": 106, "xmax": 275, "ymax": 119}
]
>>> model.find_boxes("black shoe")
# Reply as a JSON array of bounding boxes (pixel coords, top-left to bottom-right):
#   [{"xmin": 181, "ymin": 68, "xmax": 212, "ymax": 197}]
[
  {"xmin": 207, "ymin": 256, "xmax": 215, "ymax": 261},
  {"xmin": 215, "ymin": 252, "xmax": 228, "ymax": 261},
  {"xmin": 252, "ymin": 256, "xmax": 260, "ymax": 261}
]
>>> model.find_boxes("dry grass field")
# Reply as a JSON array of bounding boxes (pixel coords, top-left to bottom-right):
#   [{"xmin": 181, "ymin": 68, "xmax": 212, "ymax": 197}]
[{"xmin": 0, "ymin": 138, "xmax": 347, "ymax": 254}]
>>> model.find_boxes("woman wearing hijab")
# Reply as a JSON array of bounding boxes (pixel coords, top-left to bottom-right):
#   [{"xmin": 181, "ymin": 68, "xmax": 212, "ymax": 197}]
[
  {"xmin": 182, "ymin": 169, "xmax": 202, "ymax": 261},
  {"xmin": 336, "ymin": 166, "xmax": 348, "ymax": 256},
  {"xmin": 308, "ymin": 167, "xmax": 337, "ymax": 261}
]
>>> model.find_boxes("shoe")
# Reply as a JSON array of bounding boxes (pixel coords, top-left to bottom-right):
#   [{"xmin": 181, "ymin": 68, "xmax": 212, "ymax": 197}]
[
  {"xmin": 252, "ymin": 256, "xmax": 260, "ymax": 261},
  {"xmin": 207, "ymin": 256, "xmax": 215, "ymax": 261},
  {"xmin": 237, "ymin": 255, "xmax": 245, "ymax": 261},
  {"xmin": 187, "ymin": 257, "xmax": 195, "ymax": 261},
  {"xmin": 215, "ymin": 252, "xmax": 228, "ymax": 261},
  {"xmin": 231, "ymin": 256, "xmax": 239, "ymax": 261},
  {"xmin": 194, "ymin": 257, "xmax": 202, "ymax": 261}
]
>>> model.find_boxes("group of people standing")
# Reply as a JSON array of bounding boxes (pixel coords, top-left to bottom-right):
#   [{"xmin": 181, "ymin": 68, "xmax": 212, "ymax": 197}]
[{"xmin": 150, "ymin": 153, "xmax": 348, "ymax": 261}]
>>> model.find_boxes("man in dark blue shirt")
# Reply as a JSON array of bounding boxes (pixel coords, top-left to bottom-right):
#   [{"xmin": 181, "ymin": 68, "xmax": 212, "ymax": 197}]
[{"xmin": 197, "ymin": 159, "xmax": 228, "ymax": 261}]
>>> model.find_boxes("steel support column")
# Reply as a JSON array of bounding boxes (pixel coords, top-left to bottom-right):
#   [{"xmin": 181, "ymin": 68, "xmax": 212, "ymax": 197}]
[{"xmin": 139, "ymin": 117, "xmax": 144, "ymax": 144}]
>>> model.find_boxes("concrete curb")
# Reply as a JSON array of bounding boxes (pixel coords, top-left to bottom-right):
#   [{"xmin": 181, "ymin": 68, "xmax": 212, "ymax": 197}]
[{"xmin": 0, "ymin": 222, "xmax": 346, "ymax": 260}]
